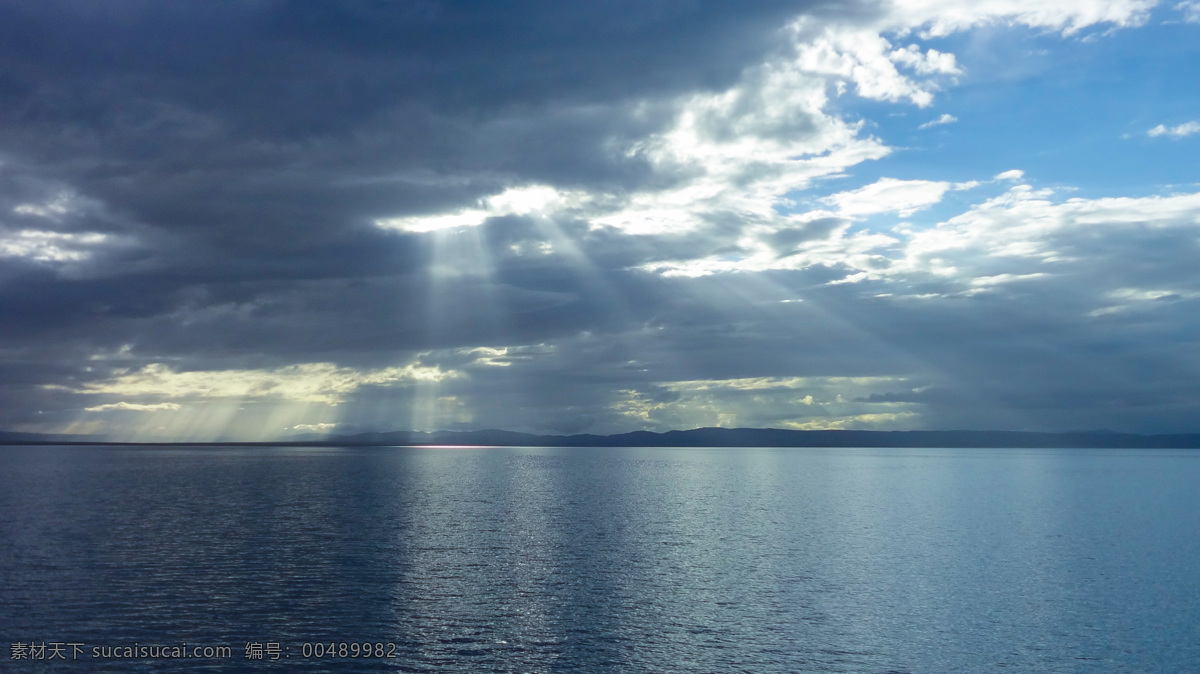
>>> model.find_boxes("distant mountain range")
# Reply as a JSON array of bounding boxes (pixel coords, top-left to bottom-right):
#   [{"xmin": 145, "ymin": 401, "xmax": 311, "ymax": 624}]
[
  {"xmin": 0, "ymin": 431, "xmax": 106, "ymax": 444},
  {"xmin": 4, "ymin": 427, "xmax": 1200, "ymax": 448}
]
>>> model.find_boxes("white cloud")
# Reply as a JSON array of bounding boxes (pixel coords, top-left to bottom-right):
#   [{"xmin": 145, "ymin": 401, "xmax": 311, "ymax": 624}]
[
  {"xmin": 792, "ymin": 27, "xmax": 946, "ymax": 107},
  {"xmin": 787, "ymin": 1, "xmax": 1153, "ymax": 111},
  {"xmin": 641, "ymin": 175, "xmax": 1200, "ymax": 301},
  {"xmin": 822, "ymin": 177, "xmax": 979, "ymax": 218},
  {"xmin": 3, "ymin": 186, "xmax": 141, "ymax": 274},
  {"xmin": 968, "ymin": 272, "xmax": 1047, "ymax": 287},
  {"xmin": 876, "ymin": 0, "xmax": 1155, "ymax": 38},
  {"xmin": 57, "ymin": 361, "xmax": 458, "ymax": 406},
  {"xmin": 890, "ymin": 44, "xmax": 961, "ymax": 75},
  {"xmin": 85, "ymin": 402, "xmax": 183, "ymax": 412},
  {"xmin": 919, "ymin": 113, "xmax": 958, "ymax": 129},
  {"xmin": 1088, "ymin": 287, "xmax": 1200, "ymax": 316},
  {"xmin": 1178, "ymin": 1, "xmax": 1200, "ymax": 23},
  {"xmin": 1148, "ymin": 121, "xmax": 1200, "ymax": 138},
  {"xmin": 0, "ymin": 229, "xmax": 113, "ymax": 263},
  {"xmin": 7, "ymin": 1, "xmax": 1185, "ymax": 440},
  {"xmin": 372, "ymin": 0, "xmax": 1156, "ymax": 255},
  {"xmin": 1108, "ymin": 287, "xmax": 1193, "ymax": 301},
  {"xmin": 590, "ymin": 0, "xmax": 1152, "ymax": 242},
  {"xmin": 376, "ymin": 185, "xmax": 585, "ymax": 233},
  {"xmin": 611, "ymin": 55, "xmax": 891, "ymax": 229},
  {"xmin": 780, "ymin": 412, "xmax": 920, "ymax": 431},
  {"xmin": 290, "ymin": 422, "xmax": 339, "ymax": 432},
  {"xmin": 613, "ymin": 376, "xmax": 920, "ymax": 431},
  {"xmin": 372, "ymin": 0, "xmax": 1160, "ymax": 287},
  {"xmin": 13, "ymin": 192, "xmax": 77, "ymax": 219},
  {"xmin": 663, "ymin": 376, "xmax": 903, "ymax": 391},
  {"xmin": 894, "ymin": 186, "xmax": 1200, "ymax": 286}
]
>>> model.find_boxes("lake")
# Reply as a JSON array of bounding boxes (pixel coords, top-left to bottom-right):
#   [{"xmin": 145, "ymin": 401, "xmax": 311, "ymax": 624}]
[{"xmin": 1, "ymin": 445, "xmax": 1197, "ymax": 671}]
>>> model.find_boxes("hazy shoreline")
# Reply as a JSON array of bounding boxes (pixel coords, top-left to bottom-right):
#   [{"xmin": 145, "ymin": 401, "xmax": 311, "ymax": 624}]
[{"xmin": 5, "ymin": 427, "xmax": 1200, "ymax": 449}]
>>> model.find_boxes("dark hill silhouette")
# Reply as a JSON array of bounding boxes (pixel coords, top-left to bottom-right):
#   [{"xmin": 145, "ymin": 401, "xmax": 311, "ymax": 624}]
[
  {"xmin": 331, "ymin": 427, "xmax": 1200, "ymax": 449},
  {"xmin": 3, "ymin": 427, "xmax": 1200, "ymax": 448}
]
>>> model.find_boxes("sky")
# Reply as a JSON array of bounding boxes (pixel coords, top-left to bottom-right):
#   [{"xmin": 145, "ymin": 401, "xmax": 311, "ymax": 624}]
[{"xmin": 1, "ymin": 0, "xmax": 1199, "ymax": 441}]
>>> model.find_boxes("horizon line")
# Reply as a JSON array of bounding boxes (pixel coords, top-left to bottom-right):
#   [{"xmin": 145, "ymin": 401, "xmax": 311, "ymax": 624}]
[{"xmin": 5, "ymin": 427, "xmax": 1200, "ymax": 449}]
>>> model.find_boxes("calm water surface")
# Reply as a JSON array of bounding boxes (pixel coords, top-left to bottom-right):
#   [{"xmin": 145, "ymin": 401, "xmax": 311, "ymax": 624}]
[{"xmin": 1, "ymin": 445, "xmax": 1197, "ymax": 671}]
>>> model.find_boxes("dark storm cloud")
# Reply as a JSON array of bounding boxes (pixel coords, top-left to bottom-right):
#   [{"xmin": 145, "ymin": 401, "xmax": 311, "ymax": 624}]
[
  {"xmin": 0, "ymin": 1, "xmax": 830, "ymax": 345},
  {"xmin": 3, "ymin": 0, "xmax": 1198, "ymax": 438},
  {"xmin": 0, "ymin": 0, "xmax": 813, "ymax": 175}
]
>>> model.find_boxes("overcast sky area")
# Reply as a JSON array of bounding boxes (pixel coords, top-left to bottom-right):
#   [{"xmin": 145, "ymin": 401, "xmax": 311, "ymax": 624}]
[{"xmin": 2, "ymin": 0, "xmax": 1199, "ymax": 440}]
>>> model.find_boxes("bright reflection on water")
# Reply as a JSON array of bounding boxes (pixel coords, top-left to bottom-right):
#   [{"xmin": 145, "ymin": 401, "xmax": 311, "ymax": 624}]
[{"xmin": 1, "ymin": 445, "xmax": 1198, "ymax": 672}]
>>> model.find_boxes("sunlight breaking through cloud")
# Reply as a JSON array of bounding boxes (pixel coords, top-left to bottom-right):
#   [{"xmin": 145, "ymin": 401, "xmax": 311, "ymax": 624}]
[
  {"xmin": 84, "ymin": 402, "xmax": 182, "ymax": 412},
  {"xmin": 1, "ymin": 0, "xmax": 1197, "ymax": 438},
  {"xmin": 611, "ymin": 376, "xmax": 923, "ymax": 431},
  {"xmin": 0, "ymin": 229, "xmax": 114, "ymax": 263},
  {"xmin": 375, "ymin": 185, "xmax": 587, "ymax": 233},
  {"xmin": 56, "ymin": 362, "xmax": 458, "ymax": 406}
]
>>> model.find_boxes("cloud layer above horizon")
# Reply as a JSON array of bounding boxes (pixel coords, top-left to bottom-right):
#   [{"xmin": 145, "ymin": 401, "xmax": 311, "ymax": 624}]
[{"xmin": 2, "ymin": 0, "xmax": 1198, "ymax": 440}]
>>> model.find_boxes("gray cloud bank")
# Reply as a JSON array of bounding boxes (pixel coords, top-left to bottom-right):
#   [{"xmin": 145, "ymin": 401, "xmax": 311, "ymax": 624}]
[{"xmin": 1, "ymin": 0, "xmax": 1198, "ymax": 439}]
